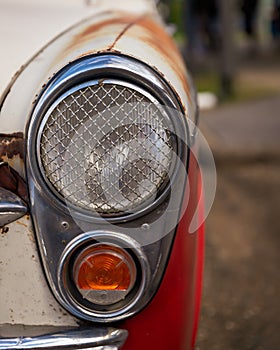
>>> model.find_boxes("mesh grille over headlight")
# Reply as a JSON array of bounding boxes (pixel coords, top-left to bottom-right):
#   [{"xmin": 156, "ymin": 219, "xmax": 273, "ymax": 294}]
[{"xmin": 38, "ymin": 80, "xmax": 176, "ymax": 215}]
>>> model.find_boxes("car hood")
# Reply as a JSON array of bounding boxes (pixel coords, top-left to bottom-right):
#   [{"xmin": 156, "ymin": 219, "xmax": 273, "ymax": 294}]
[{"xmin": 0, "ymin": 0, "xmax": 156, "ymax": 96}]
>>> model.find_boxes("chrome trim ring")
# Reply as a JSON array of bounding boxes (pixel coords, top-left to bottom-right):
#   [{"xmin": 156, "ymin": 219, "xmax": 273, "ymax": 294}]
[
  {"xmin": 25, "ymin": 54, "xmax": 189, "ymax": 323},
  {"xmin": 36, "ymin": 79, "xmax": 177, "ymax": 219},
  {"xmin": 57, "ymin": 231, "xmax": 150, "ymax": 323},
  {"xmin": 27, "ymin": 54, "xmax": 189, "ymax": 224}
]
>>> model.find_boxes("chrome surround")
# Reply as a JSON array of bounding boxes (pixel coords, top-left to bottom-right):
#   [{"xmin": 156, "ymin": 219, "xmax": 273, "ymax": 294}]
[
  {"xmin": 35, "ymin": 79, "xmax": 178, "ymax": 220},
  {"xmin": 27, "ymin": 54, "xmax": 188, "ymax": 224},
  {"xmin": 57, "ymin": 231, "xmax": 150, "ymax": 322},
  {"xmin": 25, "ymin": 54, "xmax": 190, "ymax": 323},
  {"xmin": 0, "ymin": 187, "xmax": 27, "ymax": 227},
  {"xmin": 0, "ymin": 326, "xmax": 128, "ymax": 349}
]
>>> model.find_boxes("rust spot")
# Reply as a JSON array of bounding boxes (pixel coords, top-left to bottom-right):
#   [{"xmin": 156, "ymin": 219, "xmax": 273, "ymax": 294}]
[
  {"xmin": 74, "ymin": 14, "xmax": 191, "ymax": 107},
  {"xmin": 107, "ymin": 15, "xmax": 145, "ymax": 50},
  {"xmin": 0, "ymin": 132, "xmax": 24, "ymax": 160},
  {"xmin": 63, "ymin": 13, "xmax": 138, "ymax": 57},
  {"xmin": 131, "ymin": 17, "xmax": 191, "ymax": 102},
  {"xmin": 152, "ymin": 63, "xmax": 187, "ymax": 114},
  {"xmin": 54, "ymin": 12, "xmax": 191, "ymax": 121},
  {"xmin": 32, "ymin": 94, "xmax": 39, "ymax": 105},
  {"xmin": 59, "ymin": 12, "xmax": 191, "ymax": 108},
  {"xmin": 98, "ymin": 78, "xmax": 106, "ymax": 86},
  {"xmin": 78, "ymin": 15, "xmax": 136, "ymax": 41},
  {"xmin": 1, "ymin": 226, "xmax": 9, "ymax": 235},
  {"xmin": 0, "ymin": 162, "xmax": 29, "ymax": 205},
  {"xmin": 16, "ymin": 220, "xmax": 28, "ymax": 228},
  {"xmin": 27, "ymin": 230, "xmax": 35, "ymax": 243}
]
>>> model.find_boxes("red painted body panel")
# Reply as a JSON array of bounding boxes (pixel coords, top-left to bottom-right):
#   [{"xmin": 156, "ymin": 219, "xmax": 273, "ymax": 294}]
[{"xmin": 121, "ymin": 152, "xmax": 204, "ymax": 350}]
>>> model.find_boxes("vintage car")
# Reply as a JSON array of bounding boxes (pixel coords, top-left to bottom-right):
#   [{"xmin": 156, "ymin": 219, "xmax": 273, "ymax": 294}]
[{"xmin": 0, "ymin": 0, "xmax": 205, "ymax": 349}]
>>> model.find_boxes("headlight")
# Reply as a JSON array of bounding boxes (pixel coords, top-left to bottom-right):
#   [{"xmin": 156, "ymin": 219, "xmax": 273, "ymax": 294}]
[{"xmin": 37, "ymin": 79, "xmax": 177, "ymax": 218}]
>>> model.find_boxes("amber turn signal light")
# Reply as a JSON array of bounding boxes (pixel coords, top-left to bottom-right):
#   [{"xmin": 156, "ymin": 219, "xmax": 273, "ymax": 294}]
[{"xmin": 73, "ymin": 244, "xmax": 136, "ymax": 305}]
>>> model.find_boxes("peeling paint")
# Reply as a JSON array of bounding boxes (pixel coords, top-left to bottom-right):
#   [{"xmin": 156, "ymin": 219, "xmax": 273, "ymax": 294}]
[
  {"xmin": 0, "ymin": 132, "xmax": 24, "ymax": 160},
  {"xmin": 77, "ymin": 13, "xmax": 135, "ymax": 41},
  {"xmin": 27, "ymin": 229, "xmax": 36, "ymax": 243},
  {"xmin": 0, "ymin": 162, "xmax": 28, "ymax": 204},
  {"xmin": 74, "ymin": 12, "xmax": 138, "ymax": 49},
  {"xmin": 1, "ymin": 226, "xmax": 9, "ymax": 235},
  {"xmin": 61, "ymin": 13, "xmax": 192, "ymax": 114},
  {"xmin": 107, "ymin": 15, "xmax": 145, "ymax": 51},
  {"xmin": 16, "ymin": 220, "xmax": 29, "ymax": 229},
  {"xmin": 0, "ymin": 132, "xmax": 25, "ymax": 178},
  {"xmin": 128, "ymin": 16, "xmax": 191, "ymax": 103},
  {"xmin": 59, "ymin": 12, "xmax": 138, "ymax": 61}
]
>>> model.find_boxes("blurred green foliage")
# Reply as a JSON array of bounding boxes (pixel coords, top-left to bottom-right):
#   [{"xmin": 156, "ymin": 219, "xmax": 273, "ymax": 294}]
[
  {"xmin": 168, "ymin": 0, "xmax": 184, "ymax": 37},
  {"xmin": 160, "ymin": 0, "xmax": 280, "ymax": 103}
]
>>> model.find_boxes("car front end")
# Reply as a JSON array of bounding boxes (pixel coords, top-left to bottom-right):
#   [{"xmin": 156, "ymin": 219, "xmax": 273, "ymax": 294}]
[{"xmin": 0, "ymin": 1, "xmax": 204, "ymax": 349}]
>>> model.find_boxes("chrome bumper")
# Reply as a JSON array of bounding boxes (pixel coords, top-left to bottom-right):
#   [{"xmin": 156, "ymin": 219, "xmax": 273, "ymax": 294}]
[{"xmin": 0, "ymin": 326, "xmax": 128, "ymax": 349}]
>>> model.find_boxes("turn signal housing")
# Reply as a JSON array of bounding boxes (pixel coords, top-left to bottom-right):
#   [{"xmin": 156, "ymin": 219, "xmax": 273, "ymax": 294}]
[{"xmin": 73, "ymin": 244, "xmax": 137, "ymax": 305}]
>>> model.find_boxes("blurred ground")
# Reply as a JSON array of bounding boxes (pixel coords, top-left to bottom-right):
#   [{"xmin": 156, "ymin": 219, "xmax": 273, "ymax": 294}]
[
  {"xmin": 197, "ymin": 161, "xmax": 280, "ymax": 350},
  {"xmin": 195, "ymin": 51, "xmax": 280, "ymax": 350}
]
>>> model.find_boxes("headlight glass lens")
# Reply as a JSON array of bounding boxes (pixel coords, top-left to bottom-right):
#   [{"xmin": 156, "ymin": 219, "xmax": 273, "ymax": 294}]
[{"xmin": 39, "ymin": 81, "xmax": 176, "ymax": 215}]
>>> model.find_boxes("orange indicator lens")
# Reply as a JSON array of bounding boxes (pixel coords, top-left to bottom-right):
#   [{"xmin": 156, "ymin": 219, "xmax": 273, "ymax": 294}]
[{"xmin": 74, "ymin": 244, "xmax": 136, "ymax": 293}]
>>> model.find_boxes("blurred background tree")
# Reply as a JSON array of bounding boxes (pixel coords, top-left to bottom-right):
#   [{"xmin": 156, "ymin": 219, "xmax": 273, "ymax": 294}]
[{"xmin": 159, "ymin": 0, "xmax": 280, "ymax": 103}]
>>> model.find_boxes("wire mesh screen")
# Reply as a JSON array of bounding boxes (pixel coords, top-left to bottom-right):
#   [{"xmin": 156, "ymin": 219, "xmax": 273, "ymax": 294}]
[{"xmin": 39, "ymin": 81, "xmax": 175, "ymax": 215}]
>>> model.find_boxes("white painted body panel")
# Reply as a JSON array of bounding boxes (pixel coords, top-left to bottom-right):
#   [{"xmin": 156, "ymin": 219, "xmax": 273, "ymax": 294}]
[
  {"xmin": 0, "ymin": 216, "xmax": 78, "ymax": 326},
  {"xmin": 0, "ymin": 2, "xmax": 193, "ymax": 137},
  {"xmin": 0, "ymin": 0, "xmax": 156, "ymax": 96}
]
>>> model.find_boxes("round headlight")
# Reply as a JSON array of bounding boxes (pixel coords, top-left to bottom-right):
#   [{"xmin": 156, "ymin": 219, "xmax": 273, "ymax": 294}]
[{"xmin": 38, "ymin": 80, "xmax": 176, "ymax": 216}]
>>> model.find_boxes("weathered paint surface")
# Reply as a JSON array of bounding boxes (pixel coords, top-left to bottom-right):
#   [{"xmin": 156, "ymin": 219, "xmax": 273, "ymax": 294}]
[
  {"xmin": 0, "ymin": 132, "xmax": 28, "ymax": 206},
  {"xmin": 0, "ymin": 133, "xmax": 24, "ymax": 152},
  {"xmin": 0, "ymin": 133, "xmax": 25, "ymax": 176},
  {"xmin": 64, "ymin": 13, "xmax": 193, "ymax": 108},
  {"xmin": 112, "ymin": 15, "xmax": 194, "ymax": 114},
  {"xmin": 0, "ymin": 216, "xmax": 78, "ymax": 326},
  {"xmin": 55, "ymin": 13, "xmax": 194, "ymax": 118},
  {"xmin": 0, "ymin": 133, "xmax": 28, "ymax": 204},
  {"xmin": 0, "ymin": 163, "xmax": 28, "ymax": 204},
  {"xmin": 0, "ymin": 8, "xmax": 195, "ymax": 135}
]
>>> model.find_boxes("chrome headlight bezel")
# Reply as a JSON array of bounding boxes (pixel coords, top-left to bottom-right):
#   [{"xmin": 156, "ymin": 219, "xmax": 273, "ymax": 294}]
[
  {"xmin": 27, "ymin": 54, "xmax": 189, "ymax": 223},
  {"xmin": 26, "ymin": 54, "xmax": 190, "ymax": 322},
  {"xmin": 57, "ymin": 231, "xmax": 150, "ymax": 322},
  {"xmin": 36, "ymin": 79, "xmax": 177, "ymax": 219}
]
